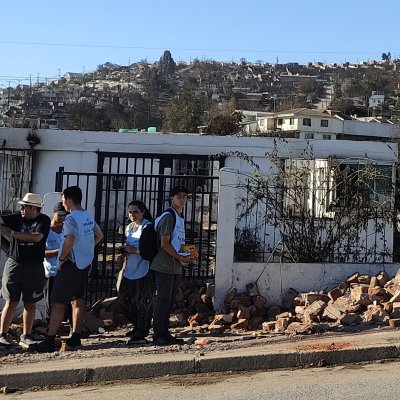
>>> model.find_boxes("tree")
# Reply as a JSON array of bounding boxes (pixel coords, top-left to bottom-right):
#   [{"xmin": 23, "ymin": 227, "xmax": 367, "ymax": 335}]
[
  {"xmin": 64, "ymin": 102, "xmax": 110, "ymax": 131},
  {"xmin": 162, "ymin": 92, "xmax": 203, "ymax": 133},
  {"xmin": 204, "ymin": 111, "xmax": 243, "ymax": 136},
  {"xmin": 203, "ymin": 98, "xmax": 243, "ymax": 135}
]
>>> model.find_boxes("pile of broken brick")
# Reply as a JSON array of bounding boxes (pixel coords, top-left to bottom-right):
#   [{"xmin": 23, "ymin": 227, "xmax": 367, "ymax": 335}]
[
  {"xmin": 7, "ymin": 269, "xmax": 400, "ymax": 343},
  {"xmin": 216, "ymin": 269, "xmax": 400, "ymax": 335}
]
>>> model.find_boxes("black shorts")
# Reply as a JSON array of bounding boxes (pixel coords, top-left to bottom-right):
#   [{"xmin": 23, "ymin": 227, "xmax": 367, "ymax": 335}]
[
  {"xmin": 51, "ymin": 260, "xmax": 89, "ymax": 304},
  {"xmin": 1, "ymin": 258, "xmax": 46, "ymax": 303}
]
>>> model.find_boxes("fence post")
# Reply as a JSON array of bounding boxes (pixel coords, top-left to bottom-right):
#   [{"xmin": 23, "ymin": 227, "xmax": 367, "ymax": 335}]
[{"xmin": 214, "ymin": 167, "xmax": 238, "ymax": 310}]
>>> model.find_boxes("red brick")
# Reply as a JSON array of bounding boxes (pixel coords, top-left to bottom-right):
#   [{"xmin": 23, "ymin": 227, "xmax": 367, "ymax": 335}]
[
  {"xmin": 357, "ymin": 275, "xmax": 371, "ymax": 284},
  {"xmin": 340, "ymin": 313, "xmax": 362, "ymax": 325},
  {"xmin": 253, "ymin": 295, "xmax": 267, "ymax": 309},
  {"xmin": 246, "ymin": 282, "xmax": 260, "ymax": 297},
  {"xmin": 224, "ymin": 288, "xmax": 237, "ymax": 304},
  {"xmin": 267, "ymin": 306, "xmax": 281, "ymax": 319},
  {"xmin": 275, "ymin": 317, "xmax": 290, "ymax": 332},
  {"xmin": 389, "ymin": 318, "xmax": 400, "ymax": 328},
  {"xmin": 231, "ymin": 318, "xmax": 248, "ymax": 330},
  {"xmin": 237, "ymin": 306, "xmax": 251, "ymax": 320},
  {"xmin": 322, "ymin": 304, "xmax": 343, "ymax": 321},
  {"xmin": 328, "ymin": 288, "xmax": 343, "ymax": 302},
  {"xmin": 376, "ymin": 270, "xmax": 390, "ymax": 287},
  {"xmin": 262, "ymin": 321, "xmax": 275, "ymax": 332},
  {"xmin": 304, "ymin": 300, "xmax": 326, "ymax": 322},
  {"xmin": 346, "ymin": 272, "xmax": 360, "ymax": 284}
]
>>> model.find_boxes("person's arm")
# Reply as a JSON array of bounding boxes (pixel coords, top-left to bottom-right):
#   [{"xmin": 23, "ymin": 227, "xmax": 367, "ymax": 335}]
[
  {"xmin": 0, "ymin": 225, "xmax": 44, "ymax": 243},
  {"xmin": 58, "ymin": 234, "xmax": 75, "ymax": 266},
  {"xmin": 45, "ymin": 249, "xmax": 59, "ymax": 258},
  {"xmin": 160, "ymin": 234, "xmax": 191, "ymax": 263},
  {"xmin": 94, "ymin": 224, "xmax": 104, "ymax": 245}
]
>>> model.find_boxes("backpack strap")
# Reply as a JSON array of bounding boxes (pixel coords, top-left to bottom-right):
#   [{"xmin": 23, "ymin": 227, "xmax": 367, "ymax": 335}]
[{"xmin": 164, "ymin": 207, "xmax": 177, "ymax": 230}]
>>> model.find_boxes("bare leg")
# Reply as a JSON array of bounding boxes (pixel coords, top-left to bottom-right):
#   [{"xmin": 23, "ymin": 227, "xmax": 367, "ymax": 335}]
[
  {"xmin": 71, "ymin": 299, "xmax": 86, "ymax": 333},
  {"xmin": 22, "ymin": 302, "xmax": 36, "ymax": 335},
  {"xmin": 47, "ymin": 303, "xmax": 66, "ymax": 336},
  {"xmin": 0, "ymin": 301, "xmax": 18, "ymax": 334}
]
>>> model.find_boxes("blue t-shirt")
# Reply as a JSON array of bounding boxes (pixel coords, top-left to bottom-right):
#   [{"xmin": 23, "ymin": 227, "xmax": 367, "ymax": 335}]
[
  {"xmin": 62, "ymin": 209, "xmax": 97, "ymax": 269},
  {"xmin": 123, "ymin": 219, "xmax": 150, "ymax": 280},
  {"xmin": 43, "ymin": 228, "xmax": 63, "ymax": 277}
]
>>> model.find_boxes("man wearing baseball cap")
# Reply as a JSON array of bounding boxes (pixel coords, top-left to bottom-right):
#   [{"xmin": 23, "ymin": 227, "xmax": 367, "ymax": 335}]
[
  {"xmin": 0, "ymin": 193, "xmax": 51, "ymax": 349},
  {"xmin": 151, "ymin": 184, "xmax": 198, "ymax": 345},
  {"xmin": 43, "ymin": 202, "xmax": 69, "ymax": 317}
]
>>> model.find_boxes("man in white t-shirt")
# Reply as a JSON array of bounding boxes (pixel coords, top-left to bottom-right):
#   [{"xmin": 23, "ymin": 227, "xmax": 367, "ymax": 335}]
[{"xmin": 36, "ymin": 186, "xmax": 103, "ymax": 352}]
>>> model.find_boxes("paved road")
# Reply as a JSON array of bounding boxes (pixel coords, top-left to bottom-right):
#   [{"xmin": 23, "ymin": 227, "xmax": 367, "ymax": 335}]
[{"xmin": 8, "ymin": 360, "xmax": 400, "ymax": 400}]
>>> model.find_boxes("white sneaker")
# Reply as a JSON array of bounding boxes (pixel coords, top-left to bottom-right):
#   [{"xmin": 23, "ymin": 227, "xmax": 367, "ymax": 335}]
[
  {"xmin": 19, "ymin": 334, "xmax": 38, "ymax": 349},
  {"xmin": 0, "ymin": 334, "xmax": 12, "ymax": 347}
]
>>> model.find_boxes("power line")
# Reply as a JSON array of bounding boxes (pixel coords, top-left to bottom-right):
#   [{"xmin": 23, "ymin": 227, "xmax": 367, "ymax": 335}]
[{"xmin": 0, "ymin": 40, "xmax": 394, "ymax": 56}]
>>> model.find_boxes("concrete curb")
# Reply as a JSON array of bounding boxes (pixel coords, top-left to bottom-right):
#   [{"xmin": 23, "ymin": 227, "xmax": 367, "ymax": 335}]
[{"xmin": 1, "ymin": 343, "xmax": 400, "ymax": 389}]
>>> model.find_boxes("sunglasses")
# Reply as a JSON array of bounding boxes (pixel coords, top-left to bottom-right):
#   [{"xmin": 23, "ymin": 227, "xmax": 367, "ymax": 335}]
[{"xmin": 20, "ymin": 205, "xmax": 34, "ymax": 210}]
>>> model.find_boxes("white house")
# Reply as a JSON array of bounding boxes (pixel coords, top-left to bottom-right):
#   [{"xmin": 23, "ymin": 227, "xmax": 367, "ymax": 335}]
[
  {"xmin": 250, "ymin": 108, "xmax": 397, "ymax": 141},
  {"xmin": 369, "ymin": 91, "xmax": 384, "ymax": 108}
]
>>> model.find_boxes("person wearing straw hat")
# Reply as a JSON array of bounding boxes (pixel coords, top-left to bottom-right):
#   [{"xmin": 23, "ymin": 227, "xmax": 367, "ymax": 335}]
[{"xmin": 0, "ymin": 193, "xmax": 51, "ymax": 349}]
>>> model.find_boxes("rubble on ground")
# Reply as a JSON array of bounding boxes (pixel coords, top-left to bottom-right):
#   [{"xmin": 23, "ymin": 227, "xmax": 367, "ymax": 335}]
[
  {"xmin": 5, "ymin": 269, "xmax": 400, "ymax": 346},
  {"xmin": 209, "ymin": 269, "xmax": 400, "ymax": 335}
]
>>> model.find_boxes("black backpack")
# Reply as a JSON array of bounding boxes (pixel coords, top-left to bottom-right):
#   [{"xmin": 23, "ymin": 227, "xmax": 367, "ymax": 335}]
[{"xmin": 139, "ymin": 208, "xmax": 176, "ymax": 262}]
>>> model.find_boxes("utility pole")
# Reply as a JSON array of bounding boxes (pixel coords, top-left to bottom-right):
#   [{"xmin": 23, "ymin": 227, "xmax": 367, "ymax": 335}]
[{"xmin": 7, "ymin": 80, "xmax": 11, "ymax": 107}]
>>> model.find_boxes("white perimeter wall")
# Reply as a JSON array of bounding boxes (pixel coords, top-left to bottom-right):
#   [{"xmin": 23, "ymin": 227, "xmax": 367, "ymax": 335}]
[{"xmin": 1, "ymin": 128, "xmax": 399, "ymax": 308}]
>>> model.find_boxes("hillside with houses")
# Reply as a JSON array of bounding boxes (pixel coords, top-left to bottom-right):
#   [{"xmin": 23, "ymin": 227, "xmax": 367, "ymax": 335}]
[{"xmin": 1, "ymin": 50, "xmax": 400, "ymax": 138}]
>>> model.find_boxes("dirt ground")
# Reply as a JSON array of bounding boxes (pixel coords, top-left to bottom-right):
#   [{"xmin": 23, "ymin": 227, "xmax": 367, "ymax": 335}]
[{"xmin": 0, "ymin": 323, "xmax": 390, "ymax": 368}]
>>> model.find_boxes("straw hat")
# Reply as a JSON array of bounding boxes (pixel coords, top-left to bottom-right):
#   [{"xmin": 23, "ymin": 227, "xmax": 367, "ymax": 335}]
[{"xmin": 18, "ymin": 193, "xmax": 43, "ymax": 207}]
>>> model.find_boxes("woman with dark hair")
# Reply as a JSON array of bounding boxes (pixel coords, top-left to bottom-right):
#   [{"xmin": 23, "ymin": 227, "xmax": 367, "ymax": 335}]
[{"xmin": 117, "ymin": 200, "xmax": 155, "ymax": 345}]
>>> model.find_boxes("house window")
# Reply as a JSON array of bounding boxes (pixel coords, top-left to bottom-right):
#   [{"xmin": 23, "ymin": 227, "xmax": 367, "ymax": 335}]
[
  {"xmin": 278, "ymin": 118, "xmax": 283, "ymax": 126},
  {"xmin": 283, "ymin": 159, "xmax": 333, "ymax": 219},
  {"xmin": 321, "ymin": 119, "xmax": 329, "ymax": 127},
  {"xmin": 259, "ymin": 119, "xmax": 265, "ymax": 126},
  {"xmin": 289, "ymin": 118, "xmax": 295, "ymax": 125},
  {"xmin": 334, "ymin": 164, "xmax": 392, "ymax": 209},
  {"xmin": 323, "ymin": 134, "xmax": 332, "ymax": 140},
  {"xmin": 303, "ymin": 118, "xmax": 311, "ymax": 126},
  {"xmin": 305, "ymin": 133, "xmax": 314, "ymax": 139}
]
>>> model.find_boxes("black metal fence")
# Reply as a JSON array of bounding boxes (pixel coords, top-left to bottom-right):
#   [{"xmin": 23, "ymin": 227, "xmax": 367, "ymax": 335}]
[
  {"xmin": 234, "ymin": 161, "xmax": 396, "ymax": 265},
  {"xmin": 55, "ymin": 168, "xmax": 219, "ymax": 305},
  {"xmin": 0, "ymin": 148, "xmax": 32, "ymax": 213}
]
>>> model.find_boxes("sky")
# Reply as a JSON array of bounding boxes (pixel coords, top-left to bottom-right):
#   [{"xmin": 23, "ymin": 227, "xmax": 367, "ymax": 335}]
[{"xmin": 0, "ymin": 0, "xmax": 399, "ymax": 87}]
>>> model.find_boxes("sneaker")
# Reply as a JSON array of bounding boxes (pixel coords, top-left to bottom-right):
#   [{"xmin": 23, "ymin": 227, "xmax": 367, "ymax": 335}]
[
  {"xmin": 34, "ymin": 338, "xmax": 56, "ymax": 353},
  {"xmin": 125, "ymin": 329, "xmax": 136, "ymax": 337},
  {"xmin": 65, "ymin": 335, "xmax": 81, "ymax": 349},
  {"xmin": 126, "ymin": 336, "xmax": 149, "ymax": 345},
  {"xmin": 0, "ymin": 334, "xmax": 12, "ymax": 347},
  {"xmin": 165, "ymin": 333, "xmax": 184, "ymax": 344},
  {"xmin": 153, "ymin": 336, "xmax": 184, "ymax": 346},
  {"xmin": 19, "ymin": 334, "xmax": 39, "ymax": 349}
]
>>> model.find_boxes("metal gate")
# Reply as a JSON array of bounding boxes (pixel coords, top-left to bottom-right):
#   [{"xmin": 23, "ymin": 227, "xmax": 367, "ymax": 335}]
[{"xmin": 55, "ymin": 153, "xmax": 223, "ymax": 304}]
